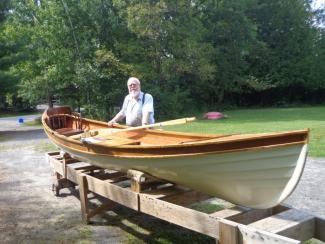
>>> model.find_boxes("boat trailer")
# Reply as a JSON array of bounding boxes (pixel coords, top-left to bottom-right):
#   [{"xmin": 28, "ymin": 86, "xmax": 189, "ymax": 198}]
[{"xmin": 46, "ymin": 151, "xmax": 325, "ymax": 244}]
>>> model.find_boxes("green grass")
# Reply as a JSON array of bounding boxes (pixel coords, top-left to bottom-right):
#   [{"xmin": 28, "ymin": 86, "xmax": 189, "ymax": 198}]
[
  {"xmin": 79, "ymin": 226, "xmax": 92, "ymax": 241},
  {"xmin": 0, "ymin": 111, "xmax": 40, "ymax": 118},
  {"xmin": 303, "ymin": 239, "xmax": 325, "ymax": 244},
  {"xmin": 24, "ymin": 117, "xmax": 42, "ymax": 126},
  {"xmin": 33, "ymin": 142, "xmax": 58, "ymax": 152},
  {"xmin": 190, "ymin": 202, "xmax": 225, "ymax": 214},
  {"xmin": 165, "ymin": 106, "xmax": 325, "ymax": 157},
  {"xmin": 0, "ymin": 134, "xmax": 9, "ymax": 142},
  {"xmin": 122, "ymin": 202, "xmax": 224, "ymax": 243}
]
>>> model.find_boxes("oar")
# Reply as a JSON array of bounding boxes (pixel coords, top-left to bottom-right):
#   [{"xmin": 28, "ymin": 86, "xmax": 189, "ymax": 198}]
[{"xmin": 93, "ymin": 117, "xmax": 196, "ymax": 136}]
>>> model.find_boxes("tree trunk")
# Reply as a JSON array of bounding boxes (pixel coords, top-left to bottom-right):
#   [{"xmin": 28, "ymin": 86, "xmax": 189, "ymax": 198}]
[{"xmin": 48, "ymin": 96, "xmax": 53, "ymax": 108}]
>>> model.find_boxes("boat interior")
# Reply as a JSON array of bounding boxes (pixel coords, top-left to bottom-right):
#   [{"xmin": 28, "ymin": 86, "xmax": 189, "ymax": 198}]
[
  {"xmin": 44, "ymin": 107, "xmax": 308, "ymax": 147},
  {"xmin": 44, "ymin": 107, "xmax": 220, "ymax": 146}
]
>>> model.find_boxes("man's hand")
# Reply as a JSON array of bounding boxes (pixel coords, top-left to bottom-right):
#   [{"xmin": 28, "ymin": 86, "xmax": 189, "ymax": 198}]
[{"xmin": 107, "ymin": 120, "xmax": 116, "ymax": 127}]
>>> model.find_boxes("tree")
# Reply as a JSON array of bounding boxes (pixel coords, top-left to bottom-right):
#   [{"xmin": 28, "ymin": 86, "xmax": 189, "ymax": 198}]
[
  {"xmin": 246, "ymin": 0, "xmax": 317, "ymax": 104},
  {"xmin": 0, "ymin": 0, "xmax": 25, "ymax": 110}
]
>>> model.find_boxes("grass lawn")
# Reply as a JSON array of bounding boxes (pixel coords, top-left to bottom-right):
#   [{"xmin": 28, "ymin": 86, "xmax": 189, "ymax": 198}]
[
  {"xmin": 0, "ymin": 111, "xmax": 40, "ymax": 118},
  {"xmin": 165, "ymin": 106, "xmax": 325, "ymax": 157}
]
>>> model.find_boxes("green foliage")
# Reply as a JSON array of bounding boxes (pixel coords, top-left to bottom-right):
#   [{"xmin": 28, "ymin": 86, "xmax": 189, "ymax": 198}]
[
  {"xmin": 80, "ymin": 49, "xmax": 133, "ymax": 119},
  {"xmin": 0, "ymin": 0, "xmax": 324, "ymax": 118}
]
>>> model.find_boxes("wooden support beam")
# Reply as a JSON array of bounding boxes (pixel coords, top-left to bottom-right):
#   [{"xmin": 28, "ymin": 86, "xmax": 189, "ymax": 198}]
[
  {"xmin": 77, "ymin": 165, "xmax": 103, "ymax": 173},
  {"xmin": 315, "ymin": 216, "xmax": 325, "ymax": 241},
  {"xmin": 48, "ymin": 156, "xmax": 65, "ymax": 176},
  {"xmin": 219, "ymin": 219, "xmax": 239, "ymax": 244},
  {"xmin": 95, "ymin": 171, "xmax": 125, "ymax": 180},
  {"xmin": 139, "ymin": 194, "xmax": 220, "ymax": 238},
  {"xmin": 46, "ymin": 151, "xmax": 61, "ymax": 156},
  {"xmin": 64, "ymin": 158, "xmax": 80, "ymax": 164},
  {"xmin": 66, "ymin": 162, "xmax": 93, "ymax": 183},
  {"xmin": 226, "ymin": 208, "xmax": 273, "ymax": 225},
  {"xmin": 249, "ymin": 209, "xmax": 315, "ymax": 242},
  {"xmin": 87, "ymin": 200, "xmax": 116, "ymax": 219},
  {"xmin": 77, "ymin": 173, "xmax": 90, "ymax": 223},
  {"xmin": 128, "ymin": 169, "xmax": 146, "ymax": 193},
  {"xmin": 212, "ymin": 205, "xmax": 289, "ymax": 225},
  {"xmin": 238, "ymin": 224, "xmax": 301, "ymax": 244},
  {"xmin": 127, "ymin": 169, "xmax": 164, "ymax": 193},
  {"xmin": 84, "ymin": 174, "xmax": 138, "ymax": 210},
  {"xmin": 46, "ymin": 152, "xmax": 320, "ymax": 244}
]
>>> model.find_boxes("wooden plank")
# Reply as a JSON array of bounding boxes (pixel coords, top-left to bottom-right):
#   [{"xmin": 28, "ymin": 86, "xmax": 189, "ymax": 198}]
[
  {"xmin": 66, "ymin": 166, "xmax": 79, "ymax": 184},
  {"xmin": 48, "ymin": 156, "xmax": 65, "ymax": 176},
  {"xmin": 68, "ymin": 162, "xmax": 92, "ymax": 169},
  {"xmin": 64, "ymin": 158, "xmax": 80, "ymax": 164},
  {"xmin": 77, "ymin": 165, "xmax": 103, "ymax": 173},
  {"xmin": 217, "ymin": 211, "xmax": 301, "ymax": 244},
  {"xmin": 77, "ymin": 174, "xmax": 90, "ymax": 223},
  {"xmin": 249, "ymin": 209, "xmax": 315, "ymax": 241},
  {"xmin": 213, "ymin": 205, "xmax": 288, "ymax": 225},
  {"xmin": 315, "ymin": 216, "xmax": 325, "ymax": 241},
  {"xmin": 85, "ymin": 174, "xmax": 138, "ymax": 210},
  {"xmin": 95, "ymin": 171, "xmax": 125, "ymax": 180},
  {"xmin": 139, "ymin": 194, "xmax": 220, "ymax": 238},
  {"xmin": 219, "ymin": 219, "xmax": 239, "ymax": 244},
  {"xmin": 46, "ymin": 151, "xmax": 60, "ymax": 157},
  {"xmin": 226, "ymin": 208, "xmax": 274, "ymax": 225},
  {"xmin": 87, "ymin": 200, "xmax": 116, "ymax": 219},
  {"xmin": 238, "ymin": 224, "xmax": 300, "ymax": 244},
  {"xmin": 130, "ymin": 178, "xmax": 141, "ymax": 193}
]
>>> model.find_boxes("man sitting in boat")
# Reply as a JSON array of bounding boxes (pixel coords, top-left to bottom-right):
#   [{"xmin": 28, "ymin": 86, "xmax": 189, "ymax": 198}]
[{"xmin": 108, "ymin": 77, "xmax": 155, "ymax": 127}]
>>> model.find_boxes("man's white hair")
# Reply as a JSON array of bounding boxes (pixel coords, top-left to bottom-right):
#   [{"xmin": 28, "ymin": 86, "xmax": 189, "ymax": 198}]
[{"xmin": 127, "ymin": 77, "xmax": 140, "ymax": 86}]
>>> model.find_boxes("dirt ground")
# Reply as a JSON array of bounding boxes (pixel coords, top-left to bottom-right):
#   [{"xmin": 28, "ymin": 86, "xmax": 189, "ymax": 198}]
[{"xmin": 0, "ymin": 115, "xmax": 324, "ymax": 243}]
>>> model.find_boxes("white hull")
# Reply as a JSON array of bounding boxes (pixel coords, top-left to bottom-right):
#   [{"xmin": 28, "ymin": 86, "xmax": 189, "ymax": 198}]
[{"xmin": 57, "ymin": 142, "xmax": 307, "ymax": 209}]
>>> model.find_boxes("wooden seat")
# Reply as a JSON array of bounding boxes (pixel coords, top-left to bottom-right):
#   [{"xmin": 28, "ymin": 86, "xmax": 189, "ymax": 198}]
[
  {"xmin": 49, "ymin": 115, "xmax": 67, "ymax": 130},
  {"xmin": 56, "ymin": 128, "xmax": 84, "ymax": 136}
]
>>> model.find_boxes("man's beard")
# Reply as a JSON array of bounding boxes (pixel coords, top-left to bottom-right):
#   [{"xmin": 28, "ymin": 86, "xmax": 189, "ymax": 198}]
[{"xmin": 130, "ymin": 90, "xmax": 140, "ymax": 99}]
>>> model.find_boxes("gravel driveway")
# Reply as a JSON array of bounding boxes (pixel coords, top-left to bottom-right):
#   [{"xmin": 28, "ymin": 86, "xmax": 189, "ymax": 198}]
[{"xmin": 0, "ymin": 115, "xmax": 324, "ymax": 243}]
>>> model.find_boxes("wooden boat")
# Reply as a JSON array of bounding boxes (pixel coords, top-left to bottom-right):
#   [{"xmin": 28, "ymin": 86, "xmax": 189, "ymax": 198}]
[{"xmin": 42, "ymin": 106, "xmax": 309, "ymax": 209}]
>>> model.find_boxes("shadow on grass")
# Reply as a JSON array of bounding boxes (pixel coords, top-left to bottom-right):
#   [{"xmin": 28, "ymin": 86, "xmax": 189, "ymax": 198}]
[
  {"xmin": 94, "ymin": 205, "xmax": 216, "ymax": 244},
  {"xmin": 53, "ymin": 186, "xmax": 216, "ymax": 243}
]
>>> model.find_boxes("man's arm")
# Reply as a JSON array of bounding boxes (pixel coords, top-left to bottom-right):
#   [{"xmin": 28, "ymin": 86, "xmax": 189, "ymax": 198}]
[
  {"xmin": 142, "ymin": 94, "xmax": 154, "ymax": 125},
  {"xmin": 142, "ymin": 112, "xmax": 150, "ymax": 125},
  {"xmin": 108, "ymin": 112, "xmax": 125, "ymax": 126},
  {"xmin": 108, "ymin": 96, "xmax": 128, "ymax": 126}
]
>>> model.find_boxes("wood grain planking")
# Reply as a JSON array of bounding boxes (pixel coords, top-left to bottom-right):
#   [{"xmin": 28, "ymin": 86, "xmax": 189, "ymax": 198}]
[
  {"xmin": 85, "ymin": 174, "xmax": 138, "ymax": 210},
  {"xmin": 249, "ymin": 209, "xmax": 315, "ymax": 241},
  {"xmin": 139, "ymin": 194, "xmax": 220, "ymax": 238}
]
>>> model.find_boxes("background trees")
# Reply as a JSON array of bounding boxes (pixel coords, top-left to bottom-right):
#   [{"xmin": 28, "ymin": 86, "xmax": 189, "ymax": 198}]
[{"xmin": 0, "ymin": 0, "xmax": 324, "ymax": 119}]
